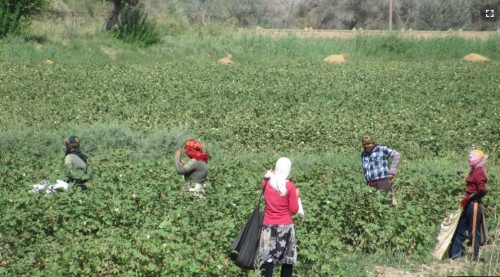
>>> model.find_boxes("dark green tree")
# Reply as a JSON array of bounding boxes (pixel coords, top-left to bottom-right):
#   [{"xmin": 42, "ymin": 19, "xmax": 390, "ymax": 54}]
[
  {"xmin": 413, "ymin": 0, "xmax": 471, "ymax": 30},
  {"xmin": 0, "ymin": 0, "xmax": 48, "ymax": 38},
  {"xmin": 470, "ymin": 0, "xmax": 500, "ymax": 30}
]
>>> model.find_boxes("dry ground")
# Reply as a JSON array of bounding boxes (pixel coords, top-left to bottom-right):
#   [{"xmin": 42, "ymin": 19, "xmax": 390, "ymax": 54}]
[
  {"xmin": 249, "ymin": 28, "xmax": 500, "ymax": 40},
  {"xmin": 369, "ymin": 244, "xmax": 499, "ymax": 277}
]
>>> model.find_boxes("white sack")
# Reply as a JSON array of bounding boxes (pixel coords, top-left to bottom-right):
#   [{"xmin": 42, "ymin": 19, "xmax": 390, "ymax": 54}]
[{"xmin": 431, "ymin": 208, "xmax": 463, "ymax": 260}]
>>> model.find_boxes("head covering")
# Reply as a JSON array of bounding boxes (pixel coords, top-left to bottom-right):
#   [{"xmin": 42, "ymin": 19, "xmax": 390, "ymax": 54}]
[
  {"xmin": 361, "ymin": 133, "xmax": 376, "ymax": 154},
  {"xmin": 468, "ymin": 149, "xmax": 487, "ymax": 173},
  {"xmin": 184, "ymin": 139, "xmax": 209, "ymax": 163},
  {"xmin": 66, "ymin": 135, "xmax": 81, "ymax": 149},
  {"xmin": 64, "ymin": 135, "xmax": 88, "ymax": 163},
  {"xmin": 269, "ymin": 157, "xmax": 292, "ymax": 197},
  {"xmin": 361, "ymin": 133, "xmax": 375, "ymax": 145}
]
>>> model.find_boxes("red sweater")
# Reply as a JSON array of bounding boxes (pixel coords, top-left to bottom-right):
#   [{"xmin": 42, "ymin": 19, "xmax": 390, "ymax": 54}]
[
  {"xmin": 262, "ymin": 179, "xmax": 299, "ymax": 225},
  {"xmin": 460, "ymin": 167, "xmax": 488, "ymax": 206},
  {"xmin": 465, "ymin": 167, "xmax": 487, "ymax": 194}
]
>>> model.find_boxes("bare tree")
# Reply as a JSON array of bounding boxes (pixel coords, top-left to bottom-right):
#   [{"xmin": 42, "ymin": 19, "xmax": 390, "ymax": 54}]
[
  {"xmin": 104, "ymin": 0, "xmax": 141, "ymax": 31},
  {"xmin": 279, "ymin": 0, "xmax": 297, "ymax": 28}
]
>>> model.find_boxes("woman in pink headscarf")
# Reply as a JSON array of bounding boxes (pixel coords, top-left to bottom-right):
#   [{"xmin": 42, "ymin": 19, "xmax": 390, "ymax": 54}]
[{"xmin": 449, "ymin": 150, "xmax": 488, "ymax": 261}]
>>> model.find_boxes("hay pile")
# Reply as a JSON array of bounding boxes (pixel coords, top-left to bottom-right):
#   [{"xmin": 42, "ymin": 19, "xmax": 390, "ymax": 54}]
[
  {"xmin": 217, "ymin": 54, "xmax": 234, "ymax": 65},
  {"xmin": 323, "ymin": 54, "xmax": 347, "ymax": 64},
  {"xmin": 463, "ymin": 53, "xmax": 490, "ymax": 62}
]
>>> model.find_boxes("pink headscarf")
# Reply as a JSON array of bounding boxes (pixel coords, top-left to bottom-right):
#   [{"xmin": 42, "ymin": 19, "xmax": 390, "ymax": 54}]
[{"xmin": 468, "ymin": 149, "xmax": 487, "ymax": 174}]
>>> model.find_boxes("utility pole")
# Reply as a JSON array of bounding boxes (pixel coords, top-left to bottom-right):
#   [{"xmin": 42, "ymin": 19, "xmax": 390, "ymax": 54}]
[{"xmin": 389, "ymin": 0, "xmax": 393, "ymax": 30}]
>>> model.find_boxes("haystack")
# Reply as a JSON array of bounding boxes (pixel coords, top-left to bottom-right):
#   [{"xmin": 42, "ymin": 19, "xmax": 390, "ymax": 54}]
[
  {"xmin": 43, "ymin": 59, "xmax": 55, "ymax": 65},
  {"xmin": 217, "ymin": 54, "xmax": 233, "ymax": 65},
  {"xmin": 323, "ymin": 54, "xmax": 347, "ymax": 64},
  {"xmin": 463, "ymin": 53, "xmax": 490, "ymax": 62}
]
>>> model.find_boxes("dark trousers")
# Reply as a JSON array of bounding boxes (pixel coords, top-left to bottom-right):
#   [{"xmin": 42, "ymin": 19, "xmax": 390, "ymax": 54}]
[
  {"xmin": 70, "ymin": 179, "xmax": 87, "ymax": 191},
  {"xmin": 261, "ymin": 262, "xmax": 293, "ymax": 277},
  {"xmin": 449, "ymin": 201, "xmax": 482, "ymax": 261}
]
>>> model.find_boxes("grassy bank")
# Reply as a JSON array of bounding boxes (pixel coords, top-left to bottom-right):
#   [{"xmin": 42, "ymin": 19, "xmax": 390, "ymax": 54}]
[{"xmin": 2, "ymin": 22, "xmax": 500, "ymax": 64}]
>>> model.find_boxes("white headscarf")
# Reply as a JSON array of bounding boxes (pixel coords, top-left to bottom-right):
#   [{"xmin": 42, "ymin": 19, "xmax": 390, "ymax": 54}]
[{"xmin": 268, "ymin": 157, "xmax": 292, "ymax": 197}]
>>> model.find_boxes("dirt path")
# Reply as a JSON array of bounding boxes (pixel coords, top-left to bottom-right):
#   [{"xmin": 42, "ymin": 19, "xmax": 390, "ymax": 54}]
[
  {"xmin": 369, "ymin": 245, "xmax": 498, "ymax": 277},
  {"xmin": 371, "ymin": 260, "xmax": 465, "ymax": 277}
]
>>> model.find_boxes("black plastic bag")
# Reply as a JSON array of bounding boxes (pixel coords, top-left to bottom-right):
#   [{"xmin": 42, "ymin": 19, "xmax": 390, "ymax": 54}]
[
  {"xmin": 228, "ymin": 203, "xmax": 264, "ymax": 270},
  {"xmin": 228, "ymin": 183, "xmax": 268, "ymax": 270}
]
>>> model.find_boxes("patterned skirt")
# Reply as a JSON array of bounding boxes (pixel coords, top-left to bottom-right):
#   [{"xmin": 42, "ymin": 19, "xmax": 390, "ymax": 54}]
[{"xmin": 258, "ymin": 224, "xmax": 297, "ymax": 267}]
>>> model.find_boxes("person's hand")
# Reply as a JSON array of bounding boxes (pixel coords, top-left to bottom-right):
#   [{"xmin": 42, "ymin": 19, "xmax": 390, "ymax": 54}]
[
  {"xmin": 264, "ymin": 169, "xmax": 274, "ymax": 178},
  {"xmin": 175, "ymin": 149, "xmax": 181, "ymax": 157},
  {"xmin": 388, "ymin": 174, "xmax": 395, "ymax": 180},
  {"xmin": 460, "ymin": 195, "xmax": 470, "ymax": 207},
  {"xmin": 296, "ymin": 188, "xmax": 300, "ymax": 198}
]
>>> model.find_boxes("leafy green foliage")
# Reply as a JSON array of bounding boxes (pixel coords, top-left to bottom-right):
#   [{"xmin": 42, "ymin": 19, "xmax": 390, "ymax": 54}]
[
  {"xmin": 0, "ymin": 54, "xmax": 498, "ymax": 275},
  {"xmin": 113, "ymin": 7, "xmax": 160, "ymax": 46},
  {"xmin": 0, "ymin": 0, "xmax": 48, "ymax": 38}
]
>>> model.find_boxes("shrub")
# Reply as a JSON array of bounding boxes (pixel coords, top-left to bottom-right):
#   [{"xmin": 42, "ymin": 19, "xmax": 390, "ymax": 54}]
[
  {"xmin": 0, "ymin": 0, "xmax": 49, "ymax": 38},
  {"xmin": 113, "ymin": 6, "xmax": 160, "ymax": 46},
  {"xmin": 140, "ymin": 124, "xmax": 193, "ymax": 161}
]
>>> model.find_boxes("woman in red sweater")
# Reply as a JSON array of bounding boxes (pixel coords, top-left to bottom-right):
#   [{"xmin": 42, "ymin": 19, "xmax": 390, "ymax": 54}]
[
  {"xmin": 259, "ymin": 157, "xmax": 300, "ymax": 277},
  {"xmin": 449, "ymin": 150, "xmax": 488, "ymax": 261}
]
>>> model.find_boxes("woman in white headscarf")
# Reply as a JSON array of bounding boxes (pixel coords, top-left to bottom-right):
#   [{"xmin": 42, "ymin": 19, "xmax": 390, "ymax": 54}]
[{"xmin": 258, "ymin": 157, "xmax": 300, "ymax": 277}]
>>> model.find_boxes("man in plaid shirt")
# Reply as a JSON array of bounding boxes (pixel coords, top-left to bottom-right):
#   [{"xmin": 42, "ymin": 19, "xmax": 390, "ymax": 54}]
[{"xmin": 360, "ymin": 133, "xmax": 401, "ymax": 194}]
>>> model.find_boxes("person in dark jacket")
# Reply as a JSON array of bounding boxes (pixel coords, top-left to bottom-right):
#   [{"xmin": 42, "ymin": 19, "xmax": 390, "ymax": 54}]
[{"xmin": 64, "ymin": 135, "xmax": 89, "ymax": 190}]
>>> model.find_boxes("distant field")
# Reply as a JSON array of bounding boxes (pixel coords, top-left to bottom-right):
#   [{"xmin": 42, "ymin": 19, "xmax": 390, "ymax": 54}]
[{"xmin": 252, "ymin": 28, "xmax": 500, "ymax": 40}]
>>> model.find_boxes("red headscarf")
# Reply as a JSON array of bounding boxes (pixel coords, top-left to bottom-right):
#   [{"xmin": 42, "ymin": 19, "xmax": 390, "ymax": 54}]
[{"xmin": 184, "ymin": 139, "xmax": 209, "ymax": 163}]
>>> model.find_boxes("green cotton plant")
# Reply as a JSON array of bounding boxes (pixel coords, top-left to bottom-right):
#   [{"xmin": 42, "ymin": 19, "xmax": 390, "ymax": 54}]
[
  {"xmin": 140, "ymin": 124, "xmax": 193, "ymax": 161},
  {"xmin": 0, "ymin": 54, "xmax": 499, "ymax": 275},
  {"xmin": 78, "ymin": 123, "xmax": 142, "ymax": 153}
]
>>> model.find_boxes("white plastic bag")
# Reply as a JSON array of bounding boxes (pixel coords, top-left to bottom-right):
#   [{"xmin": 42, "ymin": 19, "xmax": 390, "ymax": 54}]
[
  {"xmin": 297, "ymin": 197, "xmax": 304, "ymax": 217},
  {"xmin": 51, "ymin": 180, "xmax": 70, "ymax": 191},
  {"xmin": 30, "ymin": 180, "xmax": 70, "ymax": 194},
  {"xmin": 30, "ymin": 180, "xmax": 51, "ymax": 193}
]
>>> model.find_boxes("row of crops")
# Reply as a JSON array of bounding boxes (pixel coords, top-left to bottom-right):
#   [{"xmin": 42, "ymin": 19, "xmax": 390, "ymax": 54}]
[{"xmin": 0, "ymin": 60, "xmax": 498, "ymax": 275}]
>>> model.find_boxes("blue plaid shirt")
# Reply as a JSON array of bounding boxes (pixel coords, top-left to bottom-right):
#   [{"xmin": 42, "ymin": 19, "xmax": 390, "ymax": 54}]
[{"xmin": 361, "ymin": 145, "xmax": 394, "ymax": 182}]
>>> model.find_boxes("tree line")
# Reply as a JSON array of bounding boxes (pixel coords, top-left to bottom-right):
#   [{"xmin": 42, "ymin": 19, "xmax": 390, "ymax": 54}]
[
  {"xmin": 1, "ymin": 0, "xmax": 498, "ymax": 40},
  {"xmin": 157, "ymin": 0, "xmax": 498, "ymax": 30}
]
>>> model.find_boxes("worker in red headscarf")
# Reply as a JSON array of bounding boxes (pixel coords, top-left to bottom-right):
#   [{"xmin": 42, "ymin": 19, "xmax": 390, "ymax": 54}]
[{"xmin": 174, "ymin": 139, "xmax": 209, "ymax": 197}]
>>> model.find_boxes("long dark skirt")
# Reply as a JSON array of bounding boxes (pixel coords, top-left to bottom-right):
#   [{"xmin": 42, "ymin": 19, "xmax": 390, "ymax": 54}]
[{"xmin": 258, "ymin": 224, "xmax": 297, "ymax": 267}]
